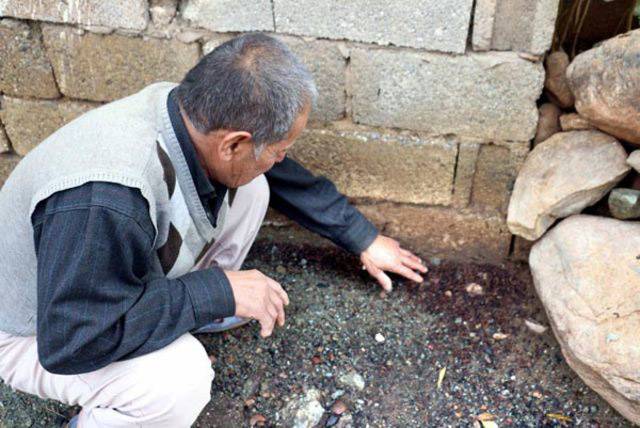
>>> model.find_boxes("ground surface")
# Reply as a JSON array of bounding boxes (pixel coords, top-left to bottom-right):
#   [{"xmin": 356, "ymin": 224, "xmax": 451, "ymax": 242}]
[{"xmin": 0, "ymin": 232, "xmax": 633, "ymax": 427}]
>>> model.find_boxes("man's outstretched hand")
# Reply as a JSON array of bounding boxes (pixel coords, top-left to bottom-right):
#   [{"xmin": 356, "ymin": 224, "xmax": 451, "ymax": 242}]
[
  {"xmin": 360, "ymin": 235, "xmax": 428, "ymax": 292},
  {"xmin": 226, "ymin": 269, "xmax": 289, "ymax": 337}
]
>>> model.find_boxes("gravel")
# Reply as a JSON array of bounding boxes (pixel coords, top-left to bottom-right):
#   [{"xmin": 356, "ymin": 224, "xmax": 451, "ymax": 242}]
[{"xmin": 0, "ymin": 231, "xmax": 633, "ymax": 427}]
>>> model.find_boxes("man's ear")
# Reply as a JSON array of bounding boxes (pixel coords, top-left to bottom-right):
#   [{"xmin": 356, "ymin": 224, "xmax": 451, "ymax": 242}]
[{"xmin": 218, "ymin": 131, "xmax": 253, "ymax": 161}]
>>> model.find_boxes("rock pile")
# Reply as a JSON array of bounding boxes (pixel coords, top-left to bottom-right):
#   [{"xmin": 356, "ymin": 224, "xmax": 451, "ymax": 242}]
[{"xmin": 508, "ymin": 29, "xmax": 640, "ymax": 426}]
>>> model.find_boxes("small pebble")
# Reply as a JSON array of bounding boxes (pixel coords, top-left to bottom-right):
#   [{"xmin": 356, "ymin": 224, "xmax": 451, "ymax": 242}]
[
  {"xmin": 331, "ymin": 390, "xmax": 345, "ymax": 399},
  {"xmin": 444, "ymin": 290, "xmax": 453, "ymax": 298},
  {"xmin": 465, "ymin": 283, "xmax": 484, "ymax": 296},
  {"xmin": 332, "ymin": 400, "xmax": 348, "ymax": 415},
  {"xmin": 311, "ymin": 355, "xmax": 322, "ymax": 365},
  {"xmin": 524, "ymin": 319, "xmax": 548, "ymax": 334},
  {"xmin": 249, "ymin": 414, "xmax": 267, "ymax": 426},
  {"xmin": 276, "ymin": 265, "xmax": 287, "ymax": 274},
  {"xmin": 325, "ymin": 414, "xmax": 340, "ymax": 427},
  {"xmin": 492, "ymin": 332, "xmax": 508, "ymax": 340},
  {"xmin": 375, "ymin": 333, "xmax": 385, "ymax": 343}
]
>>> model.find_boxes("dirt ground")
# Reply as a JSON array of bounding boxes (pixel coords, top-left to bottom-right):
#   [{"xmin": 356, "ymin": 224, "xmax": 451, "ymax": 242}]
[{"xmin": 0, "ymin": 229, "xmax": 633, "ymax": 427}]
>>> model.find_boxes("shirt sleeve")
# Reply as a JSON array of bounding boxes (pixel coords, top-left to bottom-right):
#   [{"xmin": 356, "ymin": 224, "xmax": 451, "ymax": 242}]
[
  {"xmin": 265, "ymin": 157, "xmax": 378, "ymax": 254},
  {"xmin": 31, "ymin": 182, "xmax": 235, "ymax": 375}
]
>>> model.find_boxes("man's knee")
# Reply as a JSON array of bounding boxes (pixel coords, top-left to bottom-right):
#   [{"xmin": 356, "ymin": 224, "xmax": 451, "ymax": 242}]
[{"xmin": 122, "ymin": 335, "xmax": 213, "ymax": 426}]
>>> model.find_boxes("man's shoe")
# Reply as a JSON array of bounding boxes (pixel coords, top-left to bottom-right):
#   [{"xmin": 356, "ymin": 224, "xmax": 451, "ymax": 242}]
[
  {"xmin": 193, "ymin": 316, "xmax": 251, "ymax": 334},
  {"xmin": 64, "ymin": 415, "xmax": 78, "ymax": 428}
]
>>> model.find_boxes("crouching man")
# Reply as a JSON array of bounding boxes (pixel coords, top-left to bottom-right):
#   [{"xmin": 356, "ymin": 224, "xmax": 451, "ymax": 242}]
[{"xmin": 0, "ymin": 34, "xmax": 426, "ymax": 427}]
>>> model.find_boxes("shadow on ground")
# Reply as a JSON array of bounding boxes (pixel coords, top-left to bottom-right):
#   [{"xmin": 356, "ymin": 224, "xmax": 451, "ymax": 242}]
[{"xmin": 0, "ymin": 231, "xmax": 632, "ymax": 427}]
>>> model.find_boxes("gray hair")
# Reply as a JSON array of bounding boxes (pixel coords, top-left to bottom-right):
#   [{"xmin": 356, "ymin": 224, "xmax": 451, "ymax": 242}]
[{"xmin": 176, "ymin": 33, "xmax": 317, "ymax": 156}]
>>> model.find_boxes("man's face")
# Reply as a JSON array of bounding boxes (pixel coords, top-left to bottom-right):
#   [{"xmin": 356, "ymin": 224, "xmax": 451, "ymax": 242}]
[{"xmin": 225, "ymin": 105, "xmax": 310, "ymax": 188}]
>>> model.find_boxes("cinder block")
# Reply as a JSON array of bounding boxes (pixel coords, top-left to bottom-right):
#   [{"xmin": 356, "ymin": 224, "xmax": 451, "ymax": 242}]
[
  {"xmin": 0, "ymin": 97, "xmax": 98, "ymax": 156},
  {"xmin": 475, "ymin": 0, "xmax": 560, "ymax": 54},
  {"xmin": 472, "ymin": 0, "xmax": 498, "ymax": 51},
  {"xmin": 452, "ymin": 142, "xmax": 480, "ymax": 208},
  {"xmin": 471, "ymin": 142, "xmax": 529, "ymax": 214},
  {"xmin": 0, "ymin": 19, "xmax": 59, "ymax": 99},
  {"xmin": 181, "ymin": 0, "xmax": 274, "ymax": 32},
  {"xmin": 42, "ymin": 26, "xmax": 200, "ymax": 102},
  {"xmin": 276, "ymin": 36, "xmax": 346, "ymax": 122},
  {"xmin": 351, "ymin": 48, "xmax": 544, "ymax": 141},
  {"xmin": 273, "ymin": 0, "xmax": 473, "ymax": 53},
  {"xmin": 0, "ymin": 0, "xmax": 148, "ymax": 31},
  {"xmin": 357, "ymin": 203, "xmax": 512, "ymax": 262},
  {"xmin": 289, "ymin": 125, "xmax": 458, "ymax": 205}
]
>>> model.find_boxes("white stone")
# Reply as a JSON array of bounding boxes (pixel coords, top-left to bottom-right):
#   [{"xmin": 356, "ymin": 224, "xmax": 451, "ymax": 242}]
[
  {"xmin": 627, "ymin": 150, "xmax": 640, "ymax": 173},
  {"xmin": 282, "ymin": 389, "xmax": 325, "ymax": 428},
  {"xmin": 530, "ymin": 215, "xmax": 640, "ymax": 425},
  {"xmin": 507, "ymin": 130, "xmax": 630, "ymax": 240},
  {"xmin": 274, "ymin": 0, "xmax": 473, "ymax": 53},
  {"xmin": 181, "ymin": 0, "xmax": 273, "ymax": 32},
  {"xmin": 339, "ymin": 370, "xmax": 365, "ymax": 391}
]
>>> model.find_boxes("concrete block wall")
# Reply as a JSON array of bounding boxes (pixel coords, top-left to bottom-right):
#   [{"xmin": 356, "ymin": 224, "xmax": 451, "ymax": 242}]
[{"xmin": 0, "ymin": 0, "xmax": 561, "ymax": 262}]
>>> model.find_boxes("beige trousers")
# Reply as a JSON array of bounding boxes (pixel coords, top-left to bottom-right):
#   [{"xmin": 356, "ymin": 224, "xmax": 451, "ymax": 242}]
[{"xmin": 0, "ymin": 175, "xmax": 269, "ymax": 427}]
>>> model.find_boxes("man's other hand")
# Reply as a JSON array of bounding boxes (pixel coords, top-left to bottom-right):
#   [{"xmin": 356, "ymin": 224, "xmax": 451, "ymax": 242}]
[
  {"xmin": 360, "ymin": 235, "xmax": 428, "ymax": 292},
  {"xmin": 226, "ymin": 270, "xmax": 289, "ymax": 337}
]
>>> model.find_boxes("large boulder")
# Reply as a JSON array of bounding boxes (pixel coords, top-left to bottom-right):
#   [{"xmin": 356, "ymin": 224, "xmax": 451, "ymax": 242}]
[
  {"xmin": 507, "ymin": 130, "xmax": 630, "ymax": 240},
  {"xmin": 530, "ymin": 215, "xmax": 640, "ymax": 425},
  {"xmin": 567, "ymin": 29, "xmax": 640, "ymax": 145}
]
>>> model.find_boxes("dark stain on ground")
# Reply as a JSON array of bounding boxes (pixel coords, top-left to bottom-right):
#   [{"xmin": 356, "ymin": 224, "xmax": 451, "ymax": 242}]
[{"xmin": 193, "ymin": 239, "xmax": 632, "ymax": 428}]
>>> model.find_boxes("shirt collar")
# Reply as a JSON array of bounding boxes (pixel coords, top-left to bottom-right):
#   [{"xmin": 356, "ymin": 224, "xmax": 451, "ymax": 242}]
[{"xmin": 166, "ymin": 89, "xmax": 226, "ymax": 200}]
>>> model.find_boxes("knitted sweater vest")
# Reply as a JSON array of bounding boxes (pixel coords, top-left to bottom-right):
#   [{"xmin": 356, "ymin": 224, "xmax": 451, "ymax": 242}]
[{"xmin": 0, "ymin": 83, "xmax": 228, "ymax": 335}]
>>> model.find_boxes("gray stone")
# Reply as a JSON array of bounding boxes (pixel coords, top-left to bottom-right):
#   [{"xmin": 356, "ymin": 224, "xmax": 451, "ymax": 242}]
[
  {"xmin": 0, "ymin": 0, "xmax": 148, "ymax": 31},
  {"xmin": 472, "ymin": 0, "xmax": 497, "ymax": 51},
  {"xmin": 1, "ymin": 97, "xmax": 98, "ymax": 156},
  {"xmin": 282, "ymin": 389, "xmax": 325, "ymax": 428},
  {"xmin": 338, "ymin": 371, "xmax": 365, "ymax": 391},
  {"xmin": 567, "ymin": 29, "xmax": 640, "ymax": 145},
  {"xmin": 627, "ymin": 150, "xmax": 640, "ymax": 173},
  {"xmin": 276, "ymin": 36, "xmax": 345, "ymax": 122},
  {"xmin": 289, "ymin": 125, "xmax": 458, "ymax": 205},
  {"xmin": 530, "ymin": 215, "xmax": 640, "ymax": 425},
  {"xmin": 491, "ymin": 0, "xmax": 560, "ymax": 55},
  {"xmin": 351, "ymin": 49, "xmax": 544, "ymax": 141},
  {"xmin": 608, "ymin": 188, "xmax": 640, "ymax": 220},
  {"xmin": 534, "ymin": 103, "xmax": 561, "ymax": 145},
  {"xmin": 149, "ymin": 0, "xmax": 177, "ymax": 26},
  {"xmin": 42, "ymin": 26, "xmax": 200, "ymax": 102},
  {"xmin": 452, "ymin": 143, "xmax": 480, "ymax": 208},
  {"xmin": 274, "ymin": 0, "xmax": 473, "ymax": 53},
  {"xmin": 358, "ymin": 204, "xmax": 512, "ymax": 262},
  {"xmin": 181, "ymin": 0, "xmax": 274, "ymax": 32},
  {"xmin": 0, "ymin": 19, "xmax": 59, "ymax": 99},
  {"xmin": 471, "ymin": 143, "xmax": 529, "ymax": 214},
  {"xmin": 507, "ymin": 130, "xmax": 631, "ymax": 241}
]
